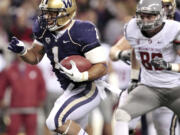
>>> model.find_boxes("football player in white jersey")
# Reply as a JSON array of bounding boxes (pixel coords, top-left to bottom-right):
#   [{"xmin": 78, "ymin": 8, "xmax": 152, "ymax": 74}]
[
  {"xmin": 150, "ymin": 0, "xmax": 180, "ymax": 135},
  {"xmin": 110, "ymin": 2, "xmax": 179, "ymax": 135},
  {"xmin": 111, "ymin": 24, "xmax": 179, "ymax": 135},
  {"xmin": 111, "ymin": 0, "xmax": 180, "ymax": 135}
]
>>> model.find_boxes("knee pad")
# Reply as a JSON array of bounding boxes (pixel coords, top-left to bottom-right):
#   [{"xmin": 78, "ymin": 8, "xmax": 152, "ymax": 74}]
[{"xmin": 115, "ymin": 108, "xmax": 131, "ymax": 122}]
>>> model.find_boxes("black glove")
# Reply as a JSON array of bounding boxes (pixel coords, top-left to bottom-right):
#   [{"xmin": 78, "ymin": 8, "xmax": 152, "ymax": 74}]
[
  {"xmin": 32, "ymin": 16, "xmax": 47, "ymax": 40},
  {"xmin": 127, "ymin": 79, "xmax": 138, "ymax": 93},
  {"xmin": 118, "ymin": 50, "xmax": 131, "ymax": 65},
  {"xmin": 151, "ymin": 57, "xmax": 171, "ymax": 70}
]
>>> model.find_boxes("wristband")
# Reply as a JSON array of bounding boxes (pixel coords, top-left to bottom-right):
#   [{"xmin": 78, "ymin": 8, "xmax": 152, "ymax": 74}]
[
  {"xmin": 82, "ymin": 71, "xmax": 89, "ymax": 81},
  {"xmin": 171, "ymin": 63, "xmax": 179, "ymax": 72},
  {"xmin": 131, "ymin": 69, "xmax": 140, "ymax": 80},
  {"xmin": 19, "ymin": 48, "xmax": 27, "ymax": 56},
  {"xmin": 118, "ymin": 51, "xmax": 122, "ymax": 59},
  {"xmin": 114, "ymin": 50, "xmax": 121, "ymax": 60}
]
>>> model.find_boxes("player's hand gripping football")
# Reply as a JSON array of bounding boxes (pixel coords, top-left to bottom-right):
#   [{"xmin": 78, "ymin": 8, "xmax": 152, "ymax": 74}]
[
  {"xmin": 59, "ymin": 60, "xmax": 89, "ymax": 82},
  {"xmin": 8, "ymin": 37, "xmax": 27, "ymax": 55},
  {"xmin": 151, "ymin": 57, "xmax": 171, "ymax": 70}
]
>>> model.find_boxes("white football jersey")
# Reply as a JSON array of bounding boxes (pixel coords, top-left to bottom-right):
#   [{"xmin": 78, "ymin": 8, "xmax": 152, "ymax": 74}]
[{"xmin": 125, "ymin": 18, "xmax": 180, "ymax": 88}]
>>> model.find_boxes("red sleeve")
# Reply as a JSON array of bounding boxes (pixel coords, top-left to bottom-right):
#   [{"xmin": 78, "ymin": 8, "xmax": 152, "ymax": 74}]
[
  {"xmin": 173, "ymin": 40, "xmax": 180, "ymax": 44},
  {"xmin": 0, "ymin": 71, "xmax": 9, "ymax": 100}
]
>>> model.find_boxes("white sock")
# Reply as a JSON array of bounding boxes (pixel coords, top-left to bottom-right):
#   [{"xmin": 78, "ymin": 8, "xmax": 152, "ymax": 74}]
[
  {"xmin": 78, "ymin": 128, "xmax": 88, "ymax": 135},
  {"xmin": 114, "ymin": 121, "xmax": 129, "ymax": 135}
]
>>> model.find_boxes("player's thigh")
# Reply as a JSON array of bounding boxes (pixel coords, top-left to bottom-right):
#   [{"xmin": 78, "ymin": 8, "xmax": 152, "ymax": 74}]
[
  {"xmin": 152, "ymin": 107, "xmax": 177, "ymax": 135},
  {"xmin": 46, "ymin": 83, "xmax": 101, "ymax": 131},
  {"xmin": 120, "ymin": 84, "xmax": 161, "ymax": 119},
  {"xmin": 166, "ymin": 86, "xmax": 180, "ymax": 117},
  {"xmin": 168, "ymin": 99, "xmax": 180, "ymax": 117}
]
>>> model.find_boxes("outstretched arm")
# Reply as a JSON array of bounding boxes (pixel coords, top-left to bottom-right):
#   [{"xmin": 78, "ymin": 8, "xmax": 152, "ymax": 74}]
[
  {"xmin": 8, "ymin": 37, "xmax": 45, "ymax": 65},
  {"xmin": 21, "ymin": 41, "xmax": 45, "ymax": 65},
  {"xmin": 8, "ymin": 18, "xmax": 47, "ymax": 65}
]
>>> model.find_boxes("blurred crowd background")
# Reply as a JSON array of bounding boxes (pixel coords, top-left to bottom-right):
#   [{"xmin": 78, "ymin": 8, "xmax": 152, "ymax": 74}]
[
  {"xmin": 0, "ymin": 0, "xmax": 180, "ymax": 135},
  {"xmin": 0, "ymin": 0, "xmax": 180, "ymax": 63}
]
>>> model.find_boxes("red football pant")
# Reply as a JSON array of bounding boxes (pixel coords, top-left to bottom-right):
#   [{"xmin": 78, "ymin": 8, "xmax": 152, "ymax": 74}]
[{"xmin": 7, "ymin": 114, "xmax": 37, "ymax": 135}]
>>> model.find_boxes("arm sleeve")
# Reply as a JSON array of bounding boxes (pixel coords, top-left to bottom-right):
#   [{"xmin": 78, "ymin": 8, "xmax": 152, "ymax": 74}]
[
  {"xmin": 71, "ymin": 21, "xmax": 101, "ymax": 54},
  {"xmin": 84, "ymin": 46, "xmax": 107, "ymax": 64},
  {"xmin": 80, "ymin": 25, "xmax": 101, "ymax": 53}
]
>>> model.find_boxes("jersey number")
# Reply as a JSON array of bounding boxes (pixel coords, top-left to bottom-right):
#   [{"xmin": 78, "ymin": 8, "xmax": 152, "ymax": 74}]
[
  {"xmin": 52, "ymin": 46, "xmax": 60, "ymax": 69},
  {"xmin": 140, "ymin": 52, "xmax": 162, "ymax": 70}
]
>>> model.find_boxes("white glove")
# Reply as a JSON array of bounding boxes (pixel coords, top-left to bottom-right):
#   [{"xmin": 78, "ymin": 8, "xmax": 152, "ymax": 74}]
[{"xmin": 60, "ymin": 60, "xmax": 89, "ymax": 82}]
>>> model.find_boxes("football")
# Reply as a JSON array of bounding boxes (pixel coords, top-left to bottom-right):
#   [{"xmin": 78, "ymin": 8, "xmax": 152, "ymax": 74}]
[{"xmin": 60, "ymin": 55, "xmax": 92, "ymax": 72}]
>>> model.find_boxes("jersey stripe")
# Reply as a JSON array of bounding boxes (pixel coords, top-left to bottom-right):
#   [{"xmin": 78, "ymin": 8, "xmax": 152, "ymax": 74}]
[
  {"xmin": 54, "ymin": 83, "xmax": 98, "ymax": 127},
  {"xmin": 170, "ymin": 114, "xmax": 177, "ymax": 135}
]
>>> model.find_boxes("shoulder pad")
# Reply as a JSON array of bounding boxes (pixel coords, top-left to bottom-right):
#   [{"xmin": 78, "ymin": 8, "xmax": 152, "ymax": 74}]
[
  {"xmin": 70, "ymin": 20, "xmax": 96, "ymax": 34},
  {"xmin": 69, "ymin": 20, "xmax": 99, "ymax": 46},
  {"xmin": 124, "ymin": 18, "xmax": 140, "ymax": 41}
]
